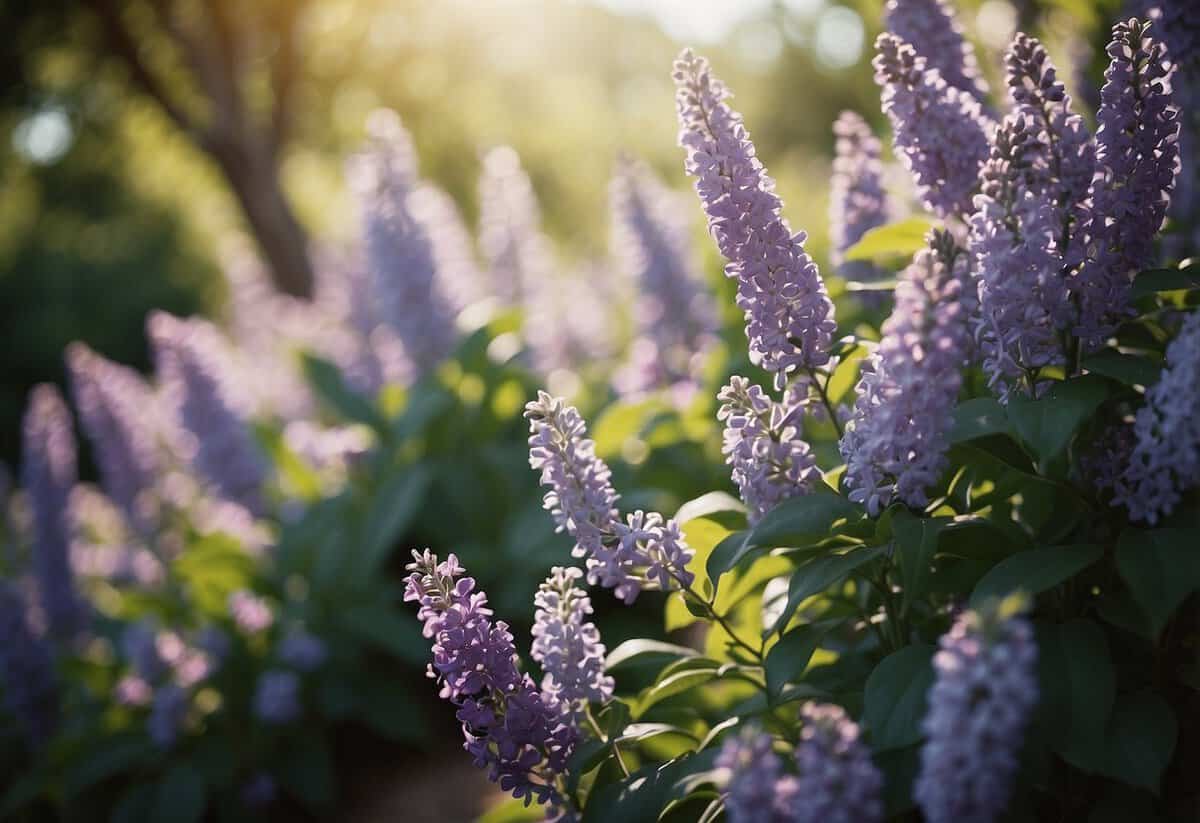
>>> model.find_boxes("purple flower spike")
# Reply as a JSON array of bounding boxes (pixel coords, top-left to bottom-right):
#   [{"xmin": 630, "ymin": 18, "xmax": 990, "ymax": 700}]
[
  {"xmin": 829, "ymin": 111, "xmax": 891, "ymax": 290},
  {"xmin": 254, "ymin": 669, "xmax": 301, "ymax": 725},
  {"xmin": 791, "ymin": 702, "xmax": 883, "ymax": 823},
  {"xmin": 673, "ymin": 50, "xmax": 836, "ymax": 390},
  {"xmin": 915, "ymin": 602, "xmax": 1038, "ymax": 823},
  {"xmin": 884, "ymin": 0, "xmax": 988, "ymax": 101},
  {"xmin": 478, "ymin": 146, "xmax": 555, "ymax": 306},
  {"xmin": 716, "ymin": 727, "xmax": 785, "ymax": 823},
  {"xmin": 0, "ymin": 582, "xmax": 59, "ymax": 747},
  {"xmin": 873, "ymin": 34, "xmax": 994, "ymax": 218},
  {"xmin": 22, "ymin": 384, "xmax": 87, "ymax": 639},
  {"xmin": 531, "ymin": 567, "xmax": 613, "ymax": 716}
]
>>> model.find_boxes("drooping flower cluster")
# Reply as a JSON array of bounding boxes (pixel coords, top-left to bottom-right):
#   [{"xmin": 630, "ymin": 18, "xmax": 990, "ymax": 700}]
[
  {"xmin": 611, "ymin": 161, "xmax": 718, "ymax": 397},
  {"xmin": 840, "ymin": 235, "xmax": 974, "ymax": 515},
  {"xmin": 21, "ymin": 384, "xmax": 87, "ymax": 639},
  {"xmin": 525, "ymin": 392, "xmax": 694, "ymax": 603},
  {"xmin": 883, "ymin": 0, "xmax": 988, "ymax": 100},
  {"xmin": 915, "ymin": 602, "xmax": 1038, "ymax": 823},
  {"xmin": 1071, "ymin": 18, "xmax": 1180, "ymax": 350},
  {"xmin": 1112, "ymin": 308, "xmax": 1200, "ymax": 523},
  {"xmin": 673, "ymin": 49, "xmax": 836, "ymax": 390},
  {"xmin": 873, "ymin": 34, "xmax": 994, "ymax": 218},
  {"xmin": 478, "ymin": 146, "xmax": 555, "ymax": 306},
  {"xmin": 149, "ymin": 311, "xmax": 268, "ymax": 516},
  {"xmin": 404, "ymin": 550, "xmax": 575, "ymax": 808},
  {"xmin": 717, "ymin": 376, "xmax": 821, "ymax": 524},
  {"xmin": 829, "ymin": 111, "xmax": 891, "ymax": 289},
  {"xmin": 531, "ymin": 566, "xmax": 613, "ymax": 715},
  {"xmin": 0, "ymin": 582, "xmax": 59, "ymax": 747}
]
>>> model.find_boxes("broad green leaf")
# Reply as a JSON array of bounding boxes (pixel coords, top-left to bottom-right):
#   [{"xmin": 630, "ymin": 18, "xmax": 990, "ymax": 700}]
[
  {"xmin": 970, "ymin": 544, "xmax": 1103, "ymax": 608},
  {"xmin": 673, "ymin": 491, "xmax": 746, "ymax": 527},
  {"xmin": 1101, "ymin": 691, "xmax": 1177, "ymax": 794},
  {"xmin": 705, "ymin": 531, "xmax": 754, "ymax": 592},
  {"xmin": 764, "ymin": 622, "xmax": 833, "ymax": 698},
  {"xmin": 301, "ymin": 352, "xmax": 385, "ymax": 430},
  {"xmin": 1130, "ymin": 265, "xmax": 1200, "ymax": 298},
  {"xmin": 581, "ymin": 750, "xmax": 720, "ymax": 823},
  {"xmin": 1082, "ymin": 350, "xmax": 1162, "ymax": 387},
  {"xmin": 746, "ymin": 492, "xmax": 866, "ymax": 554},
  {"xmin": 827, "ymin": 342, "xmax": 870, "ymax": 404},
  {"xmin": 843, "ymin": 217, "xmax": 936, "ymax": 263},
  {"xmin": 948, "ymin": 397, "xmax": 1013, "ymax": 443},
  {"xmin": 1005, "ymin": 376, "xmax": 1110, "ymax": 466},
  {"xmin": 635, "ymin": 658, "xmax": 722, "ymax": 716},
  {"xmin": 1115, "ymin": 528, "xmax": 1200, "ymax": 636},
  {"xmin": 681, "ymin": 517, "xmax": 734, "ymax": 594},
  {"xmin": 875, "ymin": 745, "xmax": 921, "ymax": 816},
  {"xmin": 357, "ymin": 464, "xmax": 430, "ymax": 579},
  {"xmin": 892, "ymin": 511, "xmax": 949, "ymax": 613},
  {"xmin": 592, "ymin": 398, "xmax": 670, "ymax": 459},
  {"xmin": 61, "ymin": 735, "xmax": 152, "ymax": 797},
  {"xmin": 606, "ymin": 639, "xmax": 700, "ymax": 672},
  {"xmin": 1036, "ymin": 619, "xmax": 1115, "ymax": 771},
  {"xmin": 151, "ymin": 765, "xmax": 205, "ymax": 823},
  {"xmin": 617, "ymin": 723, "xmax": 700, "ymax": 747},
  {"xmin": 768, "ymin": 544, "xmax": 887, "ymax": 635},
  {"xmin": 863, "ymin": 645, "xmax": 935, "ymax": 751}
]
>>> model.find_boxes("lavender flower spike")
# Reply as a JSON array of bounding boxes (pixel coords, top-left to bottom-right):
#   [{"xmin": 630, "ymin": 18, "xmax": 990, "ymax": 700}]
[
  {"xmin": 531, "ymin": 566, "xmax": 614, "ymax": 715},
  {"xmin": 915, "ymin": 599, "xmax": 1038, "ymax": 823},
  {"xmin": 405, "ymin": 550, "xmax": 576, "ymax": 808},
  {"xmin": 873, "ymin": 34, "xmax": 993, "ymax": 218},
  {"xmin": 715, "ymin": 727, "xmax": 786, "ymax": 823},
  {"xmin": 66, "ymin": 343, "xmax": 162, "ymax": 530},
  {"xmin": 22, "ymin": 384, "xmax": 87, "ymax": 638},
  {"xmin": 829, "ymin": 111, "xmax": 890, "ymax": 288},
  {"xmin": 840, "ymin": 234, "xmax": 974, "ymax": 515},
  {"xmin": 884, "ymin": 0, "xmax": 988, "ymax": 100},
  {"xmin": 1113, "ymin": 309, "xmax": 1200, "ymax": 524},
  {"xmin": 478, "ymin": 146, "xmax": 555, "ymax": 306},
  {"xmin": 0, "ymin": 582, "xmax": 59, "ymax": 746},
  {"xmin": 789, "ymin": 702, "xmax": 884, "ymax": 823},
  {"xmin": 525, "ymin": 392, "xmax": 694, "ymax": 603},
  {"xmin": 1071, "ymin": 18, "xmax": 1180, "ymax": 350},
  {"xmin": 254, "ymin": 670, "xmax": 301, "ymax": 724},
  {"xmin": 717, "ymin": 377, "xmax": 821, "ymax": 524},
  {"xmin": 674, "ymin": 50, "xmax": 836, "ymax": 390}
]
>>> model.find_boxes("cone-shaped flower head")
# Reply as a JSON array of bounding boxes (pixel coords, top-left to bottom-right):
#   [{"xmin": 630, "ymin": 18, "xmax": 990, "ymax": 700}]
[
  {"xmin": 674, "ymin": 49, "xmax": 835, "ymax": 390},
  {"xmin": 478, "ymin": 146, "xmax": 555, "ymax": 306},
  {"xmin": 840, "ymin": 234, "xmax": 974, "ymax": 515},
  {"xmin": 884, "ymin": 0, "xmax": 988, "ymax": 100},
  {"xmin": 525, "ymin": 392, "xmax": 694, "ymax": 603},
  {"xmin": 1112, "ymin": 308, "xmax": 1200, "ymax": 523},
  {"xmin": 254, "ymin": 669, "xmax": 301, "ymax": 724},
  {"xmin": 531, "ymin": 566, "xmax": 614, "ymax": 715},
  {"xmin": 915, "ymin": 599, "xmax": 1038, "ymax": 823},
  {"xmin": 715, "ymin": 727, "xmax": 787, "ymax": 823},
  {"xmin": 404, "ymin": 550, "xmax": 576, "ymax": 808},
  {"xmin": 829, "ymin": 111, "xmax": 890, "ymax": 288},
  {"xmin": 1071, "ymin": 18, "xmax": 1180, "ymax": 350},
  {"xmin": 0, "ymin": 582, "xmax": 59, "ymax": 746},
  {"xmin": 21, "ymin": 384, "xmax": 87, "ymax": 638},
  {"xmin": 790, "ymin": 702, "xmax": 884, "ymax": 823},
  {"xmin": 873, "ymin": 34, "xmax": 994, "ymax": 218}
]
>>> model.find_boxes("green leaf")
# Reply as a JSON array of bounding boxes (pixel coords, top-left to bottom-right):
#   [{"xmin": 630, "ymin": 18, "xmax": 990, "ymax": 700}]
[
  {"xmin": 705, "ymin": 530, "xmax": 754, "ymax": 592},
  {"xmin": 635, "ymin": 658, "xmax": 722, "ymax": 716},
  {"xmin": 970, "ymin": 544, "xmax": 1103, "ymax": 608},
  {"xmin": 278, "ymin": 735, "xmax": 335, "ymax": 813},
  {"xmin": 1130, "ymin": 265, "xmax": 1200, "ymax": 298},
  {"xmin": 581, "ymin": 751, "xmax": 719, "ymax": 823},
  {"xmin": 1115, "ymin": 528, "xmax": 1200, "ymax": 636},
  {"xmin": 863, "ymin": 645, "xmax": 935, "ymax": 751},
  {"xmin": 1005, "ymin": 376, "xmax": 1111, "ymax": 465},
  {"xmin": 673, "ymin": 491, "xmax": 746, "ymax": 527},
  {"xmin": 301, "ymin": 352, "xmax": 385, "ymax": 430},
  {"xmin": 745, "ymin": 492, "xmax": 866, "ymax": 553},
  {"xmin": 1101, "ymin": 691, "xmax": 1177, "ymax": 793},
  {"xmin": 151, "ymin": 765, "xmax": 205, "ymax": 823},
  {"xmin": 338, "ymin": 602, "xmax": 429, "ymax": 665},
  {"xmin": 948, "ymin": 397, "xmax": 1013, "ymax": 443},
  {"xmin": 592, "ymin": 398, "xmax": 670, "ymax": 459},
  {"xmin": 1036, "ymin": 619, "xmax": 1115, "ymax": 771},
  {"xmin": 875, "ymin": 745, "xmax": 921, "ymax": 817},
  {"xmin": 827, "ymin": 341, "xmax": 870, "ymax": 404},
  {"xmin": 357, "ymin": 464, "xmax": 430, "ymax": 579},
  {"xmin": 62, "ymin": 735, "xmax": 152, "ymax": 796},
  {"xmin": 606, "ymin": 639, "xmax": 700, "ymax": 672},
  {"xmin": 1082, "ymin": 350, "xmax": 1162, "ymax": 387},
  {"xmin": 892, "ymin": 511, "xmax": 948, "ymax": 613},
  {"xmin": 843, "ymin": 217, "xmax": 936, "ymax": 263},
  {"xmin": 768, "ymin": 544, "xmax": 887, "ymax": 635},
  {"xmin": 765, "ymin": 622, "xmax": 833, "ymax": 698}
]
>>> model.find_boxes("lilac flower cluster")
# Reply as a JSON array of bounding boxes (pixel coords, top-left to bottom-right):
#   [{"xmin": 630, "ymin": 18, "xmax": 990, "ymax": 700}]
[
  {"xmin": 230, "ymin": 590, "xmax": 274, "ymax": 634},
  {"xmin": 915, "ymin": 603, "xmax": 1038, "ymax": 823},
  {"xmin": 117, "ymin": 620, "xmax": 220, "ymax": 748},
  {"xmin": 279, "ymin": 628, "xmax": 328, "ymax": 671},
  {"xmin": 530, "ymin": 566, "xmax": 613, "ymax": 715},
  {"xmin": 1071, "ymin": 18, "xmax": 1180, "ymax": 350},
  {"xmin": 717, "ymin": 376, "xmax": 821, "ymax": 524},
  {"xmin": 22, "ymin": 384, "xmax": 87, "ymax": 639},
  {"xmin": 525, "ymin": 392, "xmax": 694, "ymax": 603},
  {"xmin": 149, "ymin": 311, "xmax": 268, "ymax": 516},
  {"xmin": 1155, "ymin": 1, "xmax": 1200, "ymax": 257},
  {"xmin": 716, "ymin": 727, "xmax": 786, "ymax": 823},
  {"xmin": 829, "ymin": 111, "xmax": 890, "ymax": 289},
  {"xmin": 1112, "ymin": 309, "xmax": 1200, "ymax": 523},
  {"xmin": 405, "ymin": 550, "xmax": 575, "ymax": 808},
  {"xmin": 673, "ymin": 49, "xmax": 836, "ymax": 390},
  {"xmin": 611, "ymin": 161, "xmax": 718, "ymax": 395},
  {"xmin": 254, "ymin": 670, "xmax": 301, "ymax": 725},
  {"xmin": 883, "ymin": 0, "xmax": 988, "ymax": 100},
  {"xmin": 840, "ymin": 236, "xmax": 974, "ymax": 515},
  {"xmin": 478, "ymin": 146, "xmax": 555, "ymax": 306},
  {"xmin": 873, "ymin": 34, "xmax": 993, "ymax": 218},
  {"xmin": 0, "ymin": 582, "xmax": 59, "ymax": 746}
]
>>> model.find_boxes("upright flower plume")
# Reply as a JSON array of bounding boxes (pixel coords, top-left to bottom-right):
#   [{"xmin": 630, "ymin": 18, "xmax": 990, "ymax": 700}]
[
  {"xmin": 915, "ymin": 600, "xmax": 1038, "ymax": 823},
  {"xmin": 530, "ymin": 566, "xmax": 614, "ymax": 714},
  {"xmin": 523, "ymin": 262, "xmax": 619, "ymax": 379},
  {"xmin": 791, "ymin": 702, "xmax": 884, "ymax": 823},
  {"xmin": 254, "ymin": 670, "xmax": 301, "ymax": 724},
  {"xmin": 404, "ymin": 550, "xmax": 575, "ymax": 808},
  {"xmin": 840, "ymin": 234, "xmax": 974, "ymax": 515},
  {"xmin": 1071, "ymin": 18, "xmax": 1180, "ymax": 350},
  {"xmin": 21, "ymin": 384, "xmax": 87, "ymax": 638},
  {"xmin": 478, "ymin": 146, "xmax": 555, "ymax": 306},
  {"xmin": 674, "ymin": 49, "xmax": 835, "ymax": 390},
  {"xmin": 883, "ymin": 0, "xmax": 988, "ymax": 100},
  {"xmin": 715, "ymin": 727, "xmax": 787, "ymax": 823},
  {"xmin": 611, "ymin": 160, "xmax": 718, "ymax": 395},
  {"xmin": 0, "ymin": 582, "xmax": 59, "ymax": 746},
  {"xmin": 1112, "ymin": 309, "xmax": 1200, "ymax": 523},
  {"xmin": 717, "ymin": 377, "xmax": 821, "ymax": 524},
  {"xmin": 1155, "ymin": 1, "xmax": 1200, "ymax": 257},
  {"xmin": 873, "ymin": 34, "xmax": 993, "ymax": 218},
  {"xmin": 525, "ymin": 392, "xmax": 694, "ymax": 603},
  {"xmin": 829, "ymin": 111, "xmax": 890, "ymax": 288},
  {"xmin": 148, "ymin": 312, "xmax": 268, "ymax": 515},
  {"xmin": 66, "ymin": 343, "xmax": 162, "ymax": 530}
]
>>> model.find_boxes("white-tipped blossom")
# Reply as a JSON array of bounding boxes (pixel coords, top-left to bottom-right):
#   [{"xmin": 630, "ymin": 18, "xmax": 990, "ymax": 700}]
[
  {"xmin": 840, "ymin": 235, "xmax": 974, "ymax": 515},
  {"xmin": 478, "ymin": 146, "xmax": 555, "ymax": 306},
  {"xmin": 884, "ymin": 0, "xmax": 988, "ymax": 100},
  {"xmin": 1113, "ymin": 309, "xmax": 1200, "ymax": 523},
  {"xmin": 531, "ymin": 566, "xmax": 614, "ymax": 714},
  {"xmin": 874, "ymin": 34, "xmax": 994, "ymax": 218},
  {"xmin": 829, "ymin": 111, "xmax": 891, "ymax": 289},
  {"xmin": 915, "ymin": 603, "xmax": 1038, "ymax": 823},
  {"xmin": 525, "ymin": 392, "xmax": 694, "ymax": 603},
  {"xmin": 674, "ymin": 49, "xmax": 836, "ymax": 390}
]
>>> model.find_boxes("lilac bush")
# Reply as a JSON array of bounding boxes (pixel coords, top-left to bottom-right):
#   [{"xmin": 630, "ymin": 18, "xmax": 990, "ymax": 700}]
[
  {"xmin": 883, "ymin": 0, "xmax": 988, "ymax": 101},
  {"xmin": 791, "ymin": 703, "xmax": 883, "ymax": 823},
  {"xmin": 829, "ymin": 111, "xmax": 891, "ymax": 289}
]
